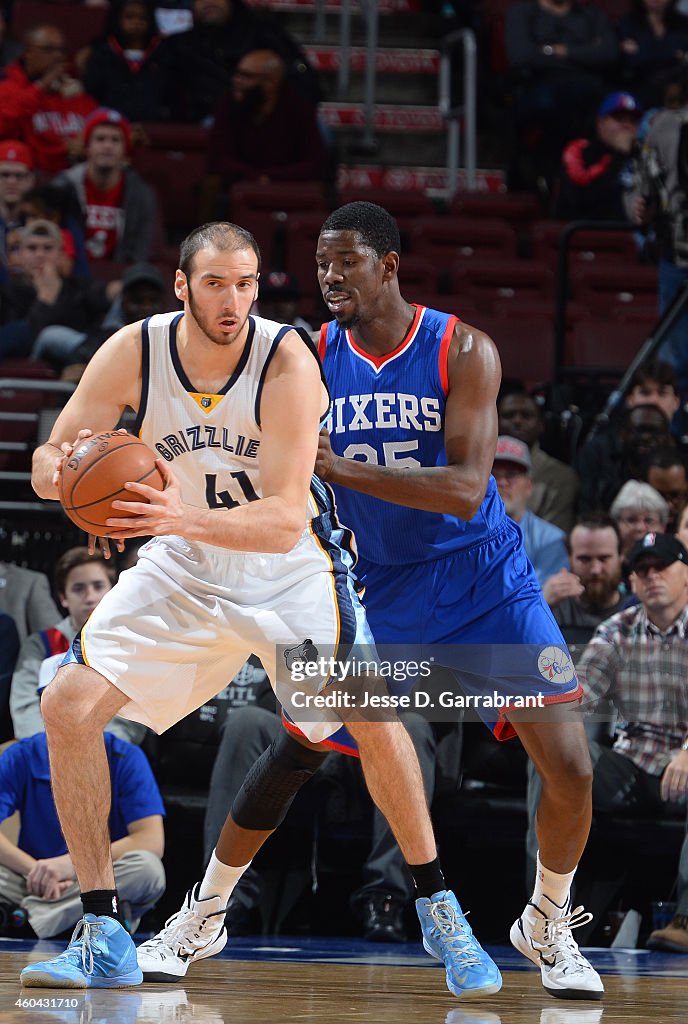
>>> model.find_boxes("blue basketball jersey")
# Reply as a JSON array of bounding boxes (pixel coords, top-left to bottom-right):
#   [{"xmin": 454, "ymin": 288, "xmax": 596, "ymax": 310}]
[{"xmin": 319, "ymin": 304, "xmax": 506, "ymax": 565}]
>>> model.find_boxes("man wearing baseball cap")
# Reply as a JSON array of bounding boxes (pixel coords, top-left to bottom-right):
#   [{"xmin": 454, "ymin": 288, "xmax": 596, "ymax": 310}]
[
  {"xmin": 556, "ymin": 90, "xmax": 641, "ymax": 221},
  {"xmin": 492, "ymin": 436, "xmax": 569, "ymax": 586},
  {"xmin": 54, "ymin": 109, "xmax": 157, "ymax": 264},
  {"xmin": 0, "ymin": 141, "xmax": 36, "ymax": 260},
  {"xmin": 526, "ymin": 530, "xmax": 688, "ymax": 950}
]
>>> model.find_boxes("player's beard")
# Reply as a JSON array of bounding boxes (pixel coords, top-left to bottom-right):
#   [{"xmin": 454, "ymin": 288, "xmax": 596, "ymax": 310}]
[{"xmin": 187, "ymin": 284, "xmax": 247, "ymax": 347}]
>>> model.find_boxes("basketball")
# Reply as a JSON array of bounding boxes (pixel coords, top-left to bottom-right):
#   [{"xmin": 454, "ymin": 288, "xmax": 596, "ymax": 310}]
[{"xmin": 58, "ymin": 432, "xmax": 164, "ymax": 533}]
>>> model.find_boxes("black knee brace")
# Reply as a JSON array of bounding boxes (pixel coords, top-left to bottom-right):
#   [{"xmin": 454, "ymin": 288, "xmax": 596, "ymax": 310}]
[{"xmin": 231, "ymin": 728, "xmax": 329, "ymax": 831}]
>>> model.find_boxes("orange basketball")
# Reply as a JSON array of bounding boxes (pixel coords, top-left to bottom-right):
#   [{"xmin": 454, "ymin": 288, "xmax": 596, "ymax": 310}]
[{"xmin": 58, "ymin": 432, "xmax": 164, "ymax": 534}]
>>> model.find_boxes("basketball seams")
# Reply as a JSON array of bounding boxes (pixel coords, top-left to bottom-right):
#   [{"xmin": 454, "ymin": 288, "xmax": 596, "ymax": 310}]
[
  {"xmin": 64, "ymin": 465, "xmax": 162, "ymax": 513},
  {"xmin": 58, "ymin": 433, "xmax": 162, "ymax": 532}
]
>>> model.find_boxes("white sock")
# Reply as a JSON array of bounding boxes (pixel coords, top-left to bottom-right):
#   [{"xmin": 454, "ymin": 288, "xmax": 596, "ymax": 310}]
[
  {"xmin": 532, "ymin": 851, "xmax": 576, "ymax": 914},
  {"xmin": 197, "ymin": 850, "xmax": 251, "ymax": 905}
]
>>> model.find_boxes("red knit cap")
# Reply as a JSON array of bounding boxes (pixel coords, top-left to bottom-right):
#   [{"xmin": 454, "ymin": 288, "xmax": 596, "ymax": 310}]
[
  {"xmin": 82, "ymin": 108, "xmax": 132, "ymax": 154},
  {"xmin": 0, "ymin": 140, "xmax": 34, "ymax": 169}
]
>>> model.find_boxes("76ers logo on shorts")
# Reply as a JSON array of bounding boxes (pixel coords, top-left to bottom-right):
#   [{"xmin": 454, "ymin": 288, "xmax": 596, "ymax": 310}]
[{"xmin": 537, "ymin": 646, "xmax": 575, "ymax": 684}]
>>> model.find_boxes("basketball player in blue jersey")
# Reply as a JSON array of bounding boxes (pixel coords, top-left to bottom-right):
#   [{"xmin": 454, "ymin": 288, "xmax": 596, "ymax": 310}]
[
  {"xmin": 309, "ymin": 201, "xmax": 603, "ymax": 1000},
  {"xmin": 19, "ymin": 223, "xmax": 460, "ymax": 997}
]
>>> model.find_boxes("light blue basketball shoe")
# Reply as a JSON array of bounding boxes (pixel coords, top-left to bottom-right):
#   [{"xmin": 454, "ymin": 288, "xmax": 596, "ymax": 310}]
[
  {"xmin": 416, "ymin": 890, "xmax": 502, "ymax": 999},
  {"xmin": 21, "ymin": 914, "xmax": 142, "ymax": 989}
]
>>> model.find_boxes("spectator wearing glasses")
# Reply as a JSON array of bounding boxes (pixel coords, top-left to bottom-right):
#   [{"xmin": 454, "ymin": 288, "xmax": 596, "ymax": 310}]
[
  {"xmin": 610, "ymin": 479, "xmax": 669, "ymax": 558},
  {"xmin": 0, "ymin": 25, "xmax": 98, "ymax": 174},
  {"xmin": 0, "ymin": 141, "xmax": 35, "ymax": 265}
]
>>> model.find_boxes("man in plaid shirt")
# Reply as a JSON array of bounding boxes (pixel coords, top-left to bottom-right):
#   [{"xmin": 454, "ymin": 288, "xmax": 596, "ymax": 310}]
[{"xmin": 528, "ymin": 532, "xmax": 688, "ymax": 952}]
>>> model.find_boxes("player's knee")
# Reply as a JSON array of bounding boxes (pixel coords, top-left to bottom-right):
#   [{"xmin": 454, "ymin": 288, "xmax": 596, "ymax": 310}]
[
  {"xmin": 40, "ymin": 664, "xmax": 109, "ymax": 733},
  {"xmin": 231, "ymin": 728, "xmax": 328, "ymax": 830},
  {"xmin": 541, "ymin": 747, "xmax": 593, "ymax": 801}
]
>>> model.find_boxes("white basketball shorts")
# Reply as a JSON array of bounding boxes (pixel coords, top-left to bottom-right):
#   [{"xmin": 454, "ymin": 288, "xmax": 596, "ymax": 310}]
[{"xmin": 69, "ymin": 529, "xmax": 373, "ymax": 742}]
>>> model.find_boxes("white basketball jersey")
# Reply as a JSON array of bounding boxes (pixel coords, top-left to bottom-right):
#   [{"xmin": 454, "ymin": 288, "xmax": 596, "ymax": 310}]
[{"xmin": 135, "ymin": 311, "xmax": 308, "ymax": 513}]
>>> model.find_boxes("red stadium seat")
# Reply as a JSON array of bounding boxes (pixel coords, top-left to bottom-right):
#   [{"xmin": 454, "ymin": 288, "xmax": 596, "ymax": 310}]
[
  {"xmin": 449, "ymin": 191, "xmax": 541, "ymax": 228},
  {"xmin": 571, "ymin": 265, "xmax": 658, "ymax": 313},
  {"xmin": 566, "ymin": 318, "xmax": 651, "ymax": 371},
  {"xmin": 476, "ymin": 315, "xmax": 555, "ymax": 387},
  {"xmin": 531, "ymin": 221, "xmax": 640, "ymax": 265},
  {"xmin": 408, "ymin": 216, "xmax": 518, "ymax": 262},
  {"xmin": 133, "ymin": 125, "xmax": 210, "ymax": 231},
  {"xmin": 449, "ymin": 258, "xmax": 555, "ymax": 312}
]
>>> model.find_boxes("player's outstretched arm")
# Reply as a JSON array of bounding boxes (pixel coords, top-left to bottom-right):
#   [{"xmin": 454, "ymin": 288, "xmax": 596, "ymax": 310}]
[
  {"xmin": 31, "ymin": 324, "xmax": 144, "ymax": 500},
  {"xmin": 317, "ymin": 322, "xmax": 501, "ymax": 520}
]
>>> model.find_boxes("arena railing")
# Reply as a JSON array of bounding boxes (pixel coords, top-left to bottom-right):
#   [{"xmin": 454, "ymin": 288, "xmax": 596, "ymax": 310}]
[{"xmin": 439, "ymin": 29, "xmax": 477, "ymax": 198}]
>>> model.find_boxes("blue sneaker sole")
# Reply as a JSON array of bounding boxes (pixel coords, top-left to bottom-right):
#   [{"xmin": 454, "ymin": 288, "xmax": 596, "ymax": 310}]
[
  {"xmin": 422, "ymin": 939, "xmax": 503, "ymax": 999},
  {"xmin": 21, "ymin": 967, "xmax": 143, "ymax": 989}
]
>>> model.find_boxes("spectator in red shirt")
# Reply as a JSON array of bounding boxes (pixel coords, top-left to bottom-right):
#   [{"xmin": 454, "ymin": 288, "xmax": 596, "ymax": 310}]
[
  {"xmin": 0, "ymin": 24, "xmax": 98, "ymax": 175},
  {"xmin": 54, "ymin": 108, "xmax": 158, "ymax": 264}
]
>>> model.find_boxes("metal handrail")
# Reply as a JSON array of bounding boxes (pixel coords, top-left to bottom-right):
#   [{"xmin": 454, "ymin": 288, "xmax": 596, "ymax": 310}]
[
  {"xmin": 0, "ymin": 378, "xmax": 75, "ymax": 395},
  {"xmin": 439, "ymin": 29, "xmax": 477, "ymax": 198},
  {"xmin": 333, "ymin": 0, "xmax": 378, "ymax": 151}
]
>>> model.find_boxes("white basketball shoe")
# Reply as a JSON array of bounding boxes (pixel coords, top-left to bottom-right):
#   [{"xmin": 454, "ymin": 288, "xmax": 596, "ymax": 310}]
[
  {"xmin": 510, "ymin": 896, "xmax": 604, "ymax": 1000},
  {"xmin": 136, "ymin": 883, "xmax": 228, "ymax": 982}
]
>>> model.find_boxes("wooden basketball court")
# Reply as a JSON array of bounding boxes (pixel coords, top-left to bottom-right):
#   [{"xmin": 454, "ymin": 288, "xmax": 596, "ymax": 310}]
[{"xmin": 1, "ymin": 936, "xmax": 686, "ymax": 1023}]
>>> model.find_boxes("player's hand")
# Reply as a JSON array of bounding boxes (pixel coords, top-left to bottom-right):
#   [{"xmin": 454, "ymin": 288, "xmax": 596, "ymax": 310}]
[
  {"xmin": 315, "ymin": 428, "xmax": 338, "ymax": 481},
  {"xmin": 53, "ymin": 427, "xmax": 94, "ymax": 488},
  {"xmin": 542, "ymin": 568, "xmax": 584, "ymax": 608},
  {"xmin": 87, "ymin": 533, "xmax": 125, "ymax": 559},
  {"xmin": 661, "ymin": 750, "xmax": 688, "ymax": 803},
  {"xmin": 106, "ymin": 459, "xmax": 185, "ymax": 538},
  {"xmin": 26, "ymin": 854, "xmax": 75, "ymax": 898}
]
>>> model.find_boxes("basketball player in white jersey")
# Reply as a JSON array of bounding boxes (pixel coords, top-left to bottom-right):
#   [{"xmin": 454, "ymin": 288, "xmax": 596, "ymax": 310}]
[{"xmin": 20, "ymin": 223, "xmax": 446, "ymax": 992}]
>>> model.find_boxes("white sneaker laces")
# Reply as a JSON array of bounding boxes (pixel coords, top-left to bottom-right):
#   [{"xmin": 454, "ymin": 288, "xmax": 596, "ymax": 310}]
[
  {"xmin": 428, "ymin": 900, "xmax": 481, "ymax": 967},
  {"xmin": 140, "ymin": 897, "xmax": 226, "ymax": 957},
  {"xmin": 539, "ymin": 905, "xmax": 594, "ymax": 970}
]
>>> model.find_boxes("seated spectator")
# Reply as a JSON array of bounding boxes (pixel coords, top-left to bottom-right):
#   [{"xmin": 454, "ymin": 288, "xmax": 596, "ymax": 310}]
[
  {"xmin": 492, "ymin": 435, "xmax": 569, "ymax": 586},
  {"xmin": 255, "ymin": 271, "xmax": 313, "ymax": 331},
  {"xmin": 0, "ymin": 220, "xmax": 116, "ymax": 364},
  {"xmin": 641, "ymin": 446, "xmax": 688, "ymax": 529},
  {"xmin": 81, "ymin": 0, "xmax": 167, "ymax": 123},
  {"xmin": 610, "ymin": 479, "xmax": 669, "ymax": 558},
  {"xmin": 0, "ymin": 141, "xmax": 35, "ymax": 263},
  {"xmin": 0, "ymin": 561, "xmax": 60, "ymax": 644},
  {"xmin": 156, "ymin": 0, "xmax": 318, "ymax": 124},
  {"xmin": 576, "ymin": 401, "xmax": 674, "ymax": 513},
  {"xmin": 497, "ymin": 386, "xmax": 579, "ymax": 531},
  {"xmin": 543, "ymin": 513, "xmax": 626, "ymax": 662},
  {"xmin": 205, "ymin": 48, "xmax": 329, "ymax": 201},
  {"xmin": 10, "ymin": 547, "xmax": 146, "ymax": 745},
  {"xmin": 505, "ymin": 0, "xmax": 618, "ymax": 187},
  {"xmin": 55, "ymin": 108, "xmax": 158, "ymax": 265},
  {"xmin": 18, "ymin": 182, "xmax": 89, "ymax": 279},
  {"xmin": 526, "ymin": 532, "xmax": 688, "ymax": 947},
  {"xmin": 58, "ymin": 261, "xmax": 167, "ymax": 381},
  {"xmin": 619, "ymin": 0, "xmax": 688, "ymax": 107},
  {"xmin": 0, "ymin": 729, "xmax": 165, "ymax": 938},
  {"xmin": 0, "ymin": 24, "xmax": 98, "ymax": 175},
  {"xmin": 193, "ymin": 670, "xmax": 437, "ymax": 943},
  {"xmin": 0, "ymin": 611, "xmax": 19, "ymax": 743},
  {"xmin": 555, "ymin": 91, "xmax": 641, "ymax": 222}
]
